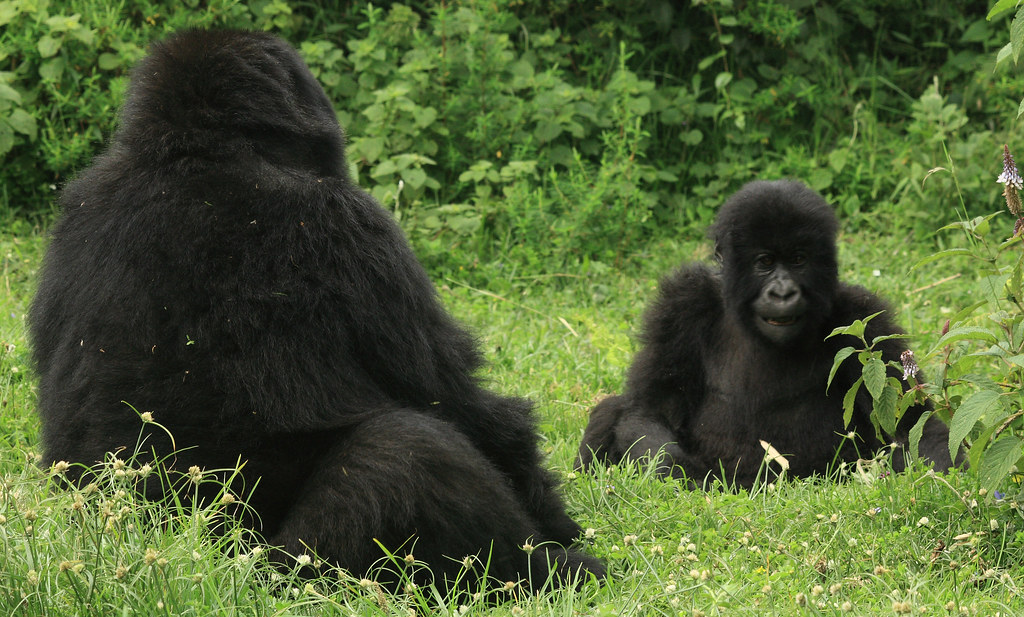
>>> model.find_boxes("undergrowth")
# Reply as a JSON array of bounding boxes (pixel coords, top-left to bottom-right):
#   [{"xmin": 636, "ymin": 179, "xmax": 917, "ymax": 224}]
[{"xmin": 2, "ymin": 229, "xmax": 1023, "ymax": 616}]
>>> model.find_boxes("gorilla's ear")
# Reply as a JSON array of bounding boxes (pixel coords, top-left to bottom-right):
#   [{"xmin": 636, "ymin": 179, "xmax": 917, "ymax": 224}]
[{"xmin": 713, "ymin": 244, "xmax": 723, "ymax": 264}]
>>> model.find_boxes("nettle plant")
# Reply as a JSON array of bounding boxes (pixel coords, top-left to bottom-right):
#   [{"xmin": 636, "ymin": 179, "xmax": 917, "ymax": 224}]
[{"xmin": 835, "ymin": 146, "xmax": 1024, "ymax": 498}]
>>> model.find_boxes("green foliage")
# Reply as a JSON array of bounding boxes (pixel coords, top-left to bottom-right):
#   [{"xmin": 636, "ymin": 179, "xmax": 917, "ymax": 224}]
[
  {"xmin": 834, "ymin": 150, "xmax": 1024, "ymax": 498},
  {"xmin": 2, "ymin": 0, "xmax": 1019, "ymax": 270},
  {"xmin": 912, "ymin": 200, "xmax": 1024, "ymax": 497},
  {"xmin": 0, "ymin": 0, "xmax": 299, "ymax": 220},
  {"xmin": 990, "ymin": 0, "xmax": 1024, "ymax": 116},
  {"xmin": 827, "ymin": 313, "xmax": 926, "ymax": 447}
]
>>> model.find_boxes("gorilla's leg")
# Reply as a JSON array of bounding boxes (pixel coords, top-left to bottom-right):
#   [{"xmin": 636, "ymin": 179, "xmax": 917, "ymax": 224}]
[
  {"xmin": 446, "ymin": 391, "xmax": 585, "ymax": 547},
  {"xmin": 268, "ymin": 410, "xmax": 604, "ymax": 592},
  {"xmin": 576, "ymin": 395, "xmax": 628, "ymax": 470},
  {"xmin": 577, "ymin": 395, "xmax": 689, "ymax": 479}
]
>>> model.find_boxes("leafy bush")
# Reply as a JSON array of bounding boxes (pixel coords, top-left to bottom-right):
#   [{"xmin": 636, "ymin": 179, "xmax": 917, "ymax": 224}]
[{"xmin": 3, "ymin": 0, "xmax": 1019, "ymax": 269}]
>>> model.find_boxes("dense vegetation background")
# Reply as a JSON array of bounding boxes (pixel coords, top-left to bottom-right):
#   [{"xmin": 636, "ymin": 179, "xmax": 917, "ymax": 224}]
[
  {"xmin": 3, "ymin": 0, "xmax": 1024, "ymax": 615},
  {"xmin": 2, "ymin": 0, "xmax": 1019, "ymax": 271}
]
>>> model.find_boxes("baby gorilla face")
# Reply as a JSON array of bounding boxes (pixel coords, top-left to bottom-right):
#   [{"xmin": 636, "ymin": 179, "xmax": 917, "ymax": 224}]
[{"xmin": 750, "ymin": 252, "xmax": 809, "ymax": 345}]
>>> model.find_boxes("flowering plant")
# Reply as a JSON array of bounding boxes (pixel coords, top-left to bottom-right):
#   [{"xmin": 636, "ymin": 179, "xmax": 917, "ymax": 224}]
[{"xmin": 838, "ymin": 145, "xmax": 1024, "ymax": 497}]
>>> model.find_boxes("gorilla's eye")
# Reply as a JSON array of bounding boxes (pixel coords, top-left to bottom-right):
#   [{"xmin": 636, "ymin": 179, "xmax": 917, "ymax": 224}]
[
  {"xmin": 756, "ymin": 255, "xmax": 775, "ymax": 268},
  {"xmin": 791, "ymin": 254, "xmax": 807, "ymax": 266}
]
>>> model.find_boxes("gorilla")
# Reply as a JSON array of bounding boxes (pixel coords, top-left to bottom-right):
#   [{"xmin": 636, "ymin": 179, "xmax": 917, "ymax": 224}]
[
  {"xmin": 576, "ymin": 180, "xmax": 957, "ymax": 488},
  {"xmin": 29, "ymin": 29, "xmax": 603, "ymax": 591}
]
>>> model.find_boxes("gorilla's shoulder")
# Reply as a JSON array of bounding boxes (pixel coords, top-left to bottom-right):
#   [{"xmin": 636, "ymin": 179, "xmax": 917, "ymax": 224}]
[
  {"xmin": 832, "ymin": 282, "xmax": 903, "ymax": 334},
  {"xmin": 640, "ymin": 264, "xmax": 722, "ymax": 342},
  {"xmin": 655, "ymin": 263, "xmax": 722, "ymax": 315}
]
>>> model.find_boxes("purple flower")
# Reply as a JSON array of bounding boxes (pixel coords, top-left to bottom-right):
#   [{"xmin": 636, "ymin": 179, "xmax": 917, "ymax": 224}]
[
  {"xmin": 994, "ymin": 490, "xmax": 1005, "ymax": 500},
  {"xmin": 900, "ymin": 350, "xmax": 919, "ymax": 381},
  {"xmin": 999, "ymin": 146, "xmax": 1024, "ymax": 189},
  {"xmin": 999, "ymin": 145, "xmax": 1023, "ymax": 217}
]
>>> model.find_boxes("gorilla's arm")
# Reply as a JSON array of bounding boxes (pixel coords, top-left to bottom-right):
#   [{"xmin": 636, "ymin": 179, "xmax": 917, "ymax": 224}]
[{"xmin": 578, "ymin": 265, "xmax": 719, "ymax": 473}]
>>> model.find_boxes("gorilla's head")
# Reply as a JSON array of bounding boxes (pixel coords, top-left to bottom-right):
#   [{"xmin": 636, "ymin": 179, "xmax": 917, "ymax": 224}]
[
  {"xmin": 710, "ymin": 180, "xmax": 840, "ymax": 347},
  {"xmin": 117, "ymin": 29, "xmax": 345, "ymax": 177}
]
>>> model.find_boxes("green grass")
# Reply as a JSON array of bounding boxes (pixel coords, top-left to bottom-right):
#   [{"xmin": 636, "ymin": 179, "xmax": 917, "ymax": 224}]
[{"xmin": 1, "ymin": 224, "xmax": 1022, "ymax": 616}]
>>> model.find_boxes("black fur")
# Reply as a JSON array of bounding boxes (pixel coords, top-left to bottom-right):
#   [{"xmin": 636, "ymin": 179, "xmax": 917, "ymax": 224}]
[
  {"xmin": 30, "ymin": 29, "xmax": 603, "ymax": 591},
  {"xmin": 576, "ymin": 180, "xmax": 957, "ymax": 487}
]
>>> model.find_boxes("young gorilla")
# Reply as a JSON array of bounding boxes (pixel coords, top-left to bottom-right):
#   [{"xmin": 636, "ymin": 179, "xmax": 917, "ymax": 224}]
[
  {"xmin": 31, "ymin": 29, "xmax": 603, "ymax": 591},
  {"xmin": 576, "ymin": 180, "xmax": 958, "ymax": 488}
]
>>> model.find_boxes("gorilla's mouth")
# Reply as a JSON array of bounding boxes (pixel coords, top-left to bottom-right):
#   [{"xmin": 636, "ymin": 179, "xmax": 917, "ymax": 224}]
[{"xmin": 763, "ymin": 316, "xmax": 799, "ymax": 327}]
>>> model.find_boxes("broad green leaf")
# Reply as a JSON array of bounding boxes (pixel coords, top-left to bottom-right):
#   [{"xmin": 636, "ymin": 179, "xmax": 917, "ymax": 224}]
[
  {"xmin": 98, "ymin": 53, "xmax": 122, "ymax": 70},
  {"xmin": 0, "ymin": 2, "xmax": 18, "ymax": 27},
  {"xmin": 988, "ymin": 0, "xmax": 1019, "ymax": 19},
  {"xmin": 714, "ymin": 72, "xmax": 733, "ymax": 90},
  {"xmin": 355, "ymin": 136, "xmax": 384, "ymax": 164},
  {"xmin": 872, "ymin": 383, "xmax": 899, "ymax": 435},
  {"xmin": 0, "ymin": 83, "xmax": 20, "ymax": 103},
  {"xmin": 39, "ymin": 58, "xmax": 65, "ymax": 82},
  {"xmin": 967, "ymin": 419, "xmax": 1009, "ymax": 469},
  {"xmin": 863, "ymin": 356, "xmax": 887, "ymax": 400},
  {"xmin": 697, "ymin": 51, "xmax": 724, "ymax": 71},
  {"xmin": 7, "ymin": 108, "xmax": 35, "ymax": 139},
  {"xmin": 827, "ymin": 311, "xmax": 884, "ymax": 340},
  {"xmin": 948, "ymin": 389, "xmax": 1003, "ymax": 459},
  {"xmin": 38, "ymin": 35, "xmax": 62, "ymax": 58},
  {"xmin": 997, "ymin": 42, "xmax": 1015, "ymax": 68},
  {"xmin": 681, "ymin": 129, "xmax": 703, "ymax": 145},
  {"xmin": 534, "ymin": 119, "xmax": 562, "ymax": 142},
  {"xmin": 827, "ymin": 319, "xmax": 864, "ymax": 340},
  {"xmin": 979, "ymin": 435, "xmax": 1024, "ymax": 492},
  {"xmin": 827, "ymin": 346, "xmax": 856, "ymax": 392},
  {"xmin": 929, "ymin": 326, "xmax": 999, "ymax": 353},
  {"xmin": 842, "ymin": 376, "xmax": 862, "ymax": 428},
  {"xmin": 1014, "ymin": 6, "xmax": 1024, "ymax": 63},
  {"xmin": 412, "ymin": 106, "xmax": 437, "ymax": 129},
  {"xmin": 869, "ymin": 333, "xmax": 911, "ymax": 346},
  {"xmin": 370, "ymin": 159, "xmax": 397, "ymax": 177},
  {"xmin": 400, "ymin": 167, "xmax": 427, "ymax": 190},
  {"xmin": 45, "ymin": 13, "xmax": 82, "ymax": 32},
  {"xmin": 907, "ymin": 410, "xmax": 932, "ymax": 460}
]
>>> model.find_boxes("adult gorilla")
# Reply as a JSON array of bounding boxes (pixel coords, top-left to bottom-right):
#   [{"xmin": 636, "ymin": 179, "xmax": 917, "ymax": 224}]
[
  {"xmin": 576, "ymin": 180, "xmax": 957, "ymax": 488},
  {"xmin": 30, "ymin": 29, "xmax": 603, "ymax": 590}
]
